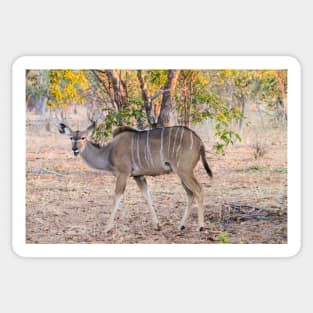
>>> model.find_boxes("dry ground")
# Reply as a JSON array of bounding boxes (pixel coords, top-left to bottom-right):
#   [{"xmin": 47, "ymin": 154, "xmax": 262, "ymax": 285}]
[{"xmin": 26, "ymin": 120, "xmax": 287, "ymax": 244}]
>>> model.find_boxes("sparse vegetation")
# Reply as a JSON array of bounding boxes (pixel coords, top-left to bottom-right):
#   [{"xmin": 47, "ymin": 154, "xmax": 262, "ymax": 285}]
[
  {"xmin": 272, "ymin": 167, "xmax": 287, "ymax": 174},
  {"xmin": 252, "ymin": 141, "xmax": 267, "ymax": 159},
  {"xmin": 217, "ymin": 232, "xmax": 230, "ymax": 244},
  {"xmin": 243, "ymin": 165, "xmax": 265, "ymax": 172}
]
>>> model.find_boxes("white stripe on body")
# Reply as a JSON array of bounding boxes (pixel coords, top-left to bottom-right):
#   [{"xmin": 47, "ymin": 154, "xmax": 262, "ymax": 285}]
[
  {"xmin": 144, "ymin": 132, "xmax": 150, "ymax": 167},
  {"xmin": 167, "ymin": 127, "xmax": 173, "ymax": 157},
  {"xmin": 131, "ymin": 134, "xmax": 138, "ymax": 169},
  {"xmin": 190, "ymin": 131, "xmax": 194, "ymax": 150},
  {"xmin": 160, "ymin": 128, "xmax": 165, "ymax": 167},
  {"xmin": 172, "ymin": 127, "xmax": 180, "ymax": 158},
  {"xmin": 176, "ymin": 128, "xmax": 185, "ymax": 168},
  {"xmin": 136, "ymin": 133, "xmax": 143, "ymax": 169},
  {"xmin": 176, "ymin": 127, "xmax": 184, "ymax": 158},
  {"xmin": 146, "ymin": 130, "xmax": 155, "ymax": 167}
]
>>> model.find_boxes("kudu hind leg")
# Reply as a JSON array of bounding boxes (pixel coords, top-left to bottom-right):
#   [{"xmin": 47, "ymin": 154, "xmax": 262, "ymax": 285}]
[
  {"xmin": 179, "ymin": 180, "xmax": 195, "ymax": 230},
  {"xmin": 179, "ymin": 173, "xmax": 204, "ymax": 231},
  {"xmin": 104, "ymin": 174, "xmax": 128, "ymax": 233},
  {"xmin": 134, "ymin": 176, "xmax": 160, "ymax": 230}
]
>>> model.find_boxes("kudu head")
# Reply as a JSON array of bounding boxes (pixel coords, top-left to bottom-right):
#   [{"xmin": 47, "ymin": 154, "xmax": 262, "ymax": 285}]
[{"xmin": 55, "ymin": 112, "xmax": 97, "ymax": 157}]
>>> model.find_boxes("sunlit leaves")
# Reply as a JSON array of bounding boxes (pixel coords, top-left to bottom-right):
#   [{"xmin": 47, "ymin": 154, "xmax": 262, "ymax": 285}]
[
  {"xmin": 47, "ymin": 70, "xmax": 89, "ymax": 107},
  {"xmin": 256, "ymin": 70, "xmax": 287, "ymax": 107},
  {"xmin": 189, "ymin": 80, "xmax": 244, "ymax": 153},
  {"xmin": 147, "ymin": 70, "xmax": 168, "ymax": 86},
  {"xmin": 92, "ymin": 107, "xmax": 147, "ymax": 143}
]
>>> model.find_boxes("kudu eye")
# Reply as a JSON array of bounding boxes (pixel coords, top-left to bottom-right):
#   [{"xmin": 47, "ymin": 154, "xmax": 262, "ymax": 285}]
[{"xmin": 81, "ymin": 137, "xmax": 86, "ymax": 140}]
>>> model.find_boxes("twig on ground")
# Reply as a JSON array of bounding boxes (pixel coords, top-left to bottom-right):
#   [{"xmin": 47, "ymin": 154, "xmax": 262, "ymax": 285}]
[
  {"xmin": 42, "ymin": 167, "xmax": 67, "ymax": 177},
  {"xmin": 220, "ymin": 203, "xmax": 283, "ymax": 223}
]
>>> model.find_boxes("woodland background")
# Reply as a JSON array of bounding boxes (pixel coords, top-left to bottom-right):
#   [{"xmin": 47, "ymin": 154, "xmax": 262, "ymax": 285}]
[{"xmin": 26, "ymin": 69, "xmax": 288, "ymax": 244}]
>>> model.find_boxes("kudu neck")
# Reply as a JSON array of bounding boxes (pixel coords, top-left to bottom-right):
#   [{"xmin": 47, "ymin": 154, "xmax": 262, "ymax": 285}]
[{"xmin": 80, "ymin": 140, "xmax": 111, "ymax": 171}]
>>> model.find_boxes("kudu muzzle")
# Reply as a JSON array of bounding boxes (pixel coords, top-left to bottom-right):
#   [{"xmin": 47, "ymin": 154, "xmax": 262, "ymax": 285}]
[{"xmin": 72, "ymin": 141, "xmax": 80, "ymax": 156}]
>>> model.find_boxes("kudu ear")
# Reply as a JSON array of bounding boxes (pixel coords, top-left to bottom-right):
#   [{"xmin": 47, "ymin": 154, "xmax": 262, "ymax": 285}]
[
  {"xmin": 83, "ymin": 110, "xmax": 99, "ymax": 137},
  {"xmin": 55, "ymin": 121, "xmax": 72, "ymax": 136},
  {"xmin": 81, "ymin": 121, "xmax": 96, "ymax": 137}
]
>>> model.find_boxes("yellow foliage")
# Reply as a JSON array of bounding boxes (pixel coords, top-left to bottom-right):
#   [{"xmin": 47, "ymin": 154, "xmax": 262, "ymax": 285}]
[{"xmin": 48, "ymin": 70, "xmax": 89, "ymax": 107}]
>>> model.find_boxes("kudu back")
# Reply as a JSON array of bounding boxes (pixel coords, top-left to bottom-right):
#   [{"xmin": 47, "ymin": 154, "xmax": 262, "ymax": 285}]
[{"xmin": 56, "ymin": 120, "xmax": 212, "ymax": 233}]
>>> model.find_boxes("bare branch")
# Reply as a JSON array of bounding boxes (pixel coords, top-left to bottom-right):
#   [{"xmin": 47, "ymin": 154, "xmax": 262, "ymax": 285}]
[
  {"xmin": 137, "ymin": 70, "xmax": 156, "ymax": 126},
  {"xmin": 42, "ymin": 167, "xmax": 67, "ymax": 177},
  {"xmin": 151, "ymin": 88, "xmax": 165, "ymax": 101},
  {"xmin": 106, "ymin": 70, "xmax": 128, "ymax": 109},
  {"xmin": 91, "ymin": 70, "xmax": 116, "ymax": 109}
]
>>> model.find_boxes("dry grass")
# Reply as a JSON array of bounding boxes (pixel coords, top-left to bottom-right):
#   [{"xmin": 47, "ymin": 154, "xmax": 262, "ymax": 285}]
[{"xmin": 25, "ymin": 115, "xmax": 287, "ymax": 244}]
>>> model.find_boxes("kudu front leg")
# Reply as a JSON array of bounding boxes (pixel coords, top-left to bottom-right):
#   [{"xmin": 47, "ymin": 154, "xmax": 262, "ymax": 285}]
[
  {"xmin": 134, "ymin": 176, "xmax": 160, "ymax": 231},
  {"xmin": 104, "ymin": 174, "xmax": 128, "ymax": 233}
]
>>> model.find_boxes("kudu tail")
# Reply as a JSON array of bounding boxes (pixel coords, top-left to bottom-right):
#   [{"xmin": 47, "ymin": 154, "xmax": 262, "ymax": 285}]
[{"xmin": 200, "ymin": 144, "xmax": 213, "ymax": 178}]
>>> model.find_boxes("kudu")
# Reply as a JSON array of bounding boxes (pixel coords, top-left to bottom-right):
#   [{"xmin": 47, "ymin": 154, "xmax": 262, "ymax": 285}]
[{"xmin": 56, "ymin": 117, "xmax": 213, "ymax": 233}]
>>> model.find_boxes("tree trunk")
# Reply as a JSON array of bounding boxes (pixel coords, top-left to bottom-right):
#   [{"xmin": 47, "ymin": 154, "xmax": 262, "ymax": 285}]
[
  {"xmin": 105, "ymin": 70, "xmax": 128, "ymax": 109},
  {"xmin": 137, "ymin": 70, "xmax": 156, "ymax": 127},
  {"xmin": 256, "ymin": 101, "xmax": 265, "ymax": 130},
  {"xmin": 187, "ymin": 80, "xmax": 193, "ymax": 127},
  {"xmin": 275, "ymin": 70, "xmax": 288, "ymax": 123},
  {"xmin": 91, "ymin": 70, "xmax": 117, "ymax": 110},
  {"xmin": 236, "ymin": 89, "xmax": 248, "ymax": 143},
  {"xmin": 157, "ymin": 70, "xmax": 180, "ymax": 127},
  {"xmin": 275, "ymin": 96, "xmax": 287, "ymax": 126}
]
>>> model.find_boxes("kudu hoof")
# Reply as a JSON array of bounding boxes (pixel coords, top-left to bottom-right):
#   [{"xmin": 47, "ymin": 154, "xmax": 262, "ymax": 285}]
[
  {"xmin": 104, "ymin": 226, "xmax": 113, "ymax": 234},
  {"xmin": 153, "ymin": 224, "xmax": 161, "ymax": 231}
]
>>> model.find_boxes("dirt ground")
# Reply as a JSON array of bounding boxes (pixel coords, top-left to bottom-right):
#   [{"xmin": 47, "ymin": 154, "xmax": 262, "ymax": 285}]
[{"xmin": 25, "ymin": 119, "xmax": 287, "ymax": 244}]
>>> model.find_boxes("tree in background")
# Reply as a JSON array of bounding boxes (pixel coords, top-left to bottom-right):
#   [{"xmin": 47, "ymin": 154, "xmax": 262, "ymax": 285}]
[
  {"xmin": 176, "ymin": 70, "xmax": 199, "ymax": 127},
  {"xmin": 26, "ymin": 69, "xmax": 288, "ymax": 153},
  {"xmin": 254, "ymin": 70, "xmax": 288, "ymax": 126},
  {"xmin": 26, "ymin": 70, "xmax": 49, "ymax": 114},
  {"xmin": 26, "ymin": 69, "xmax": 89, "ymax": 117},
  {"xmin": 157, "ymin": 69, "xmax": 180, "ymax": 127}
]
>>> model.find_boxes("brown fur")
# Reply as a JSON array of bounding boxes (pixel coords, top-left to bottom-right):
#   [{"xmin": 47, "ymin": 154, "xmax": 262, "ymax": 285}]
[
  {"xmin": 56, "ymin": 121, "xmax": 213, "ymax": 233},
  {"xmin": 113, "ymin": 126, "xmax": 137, "ymax": 137}
]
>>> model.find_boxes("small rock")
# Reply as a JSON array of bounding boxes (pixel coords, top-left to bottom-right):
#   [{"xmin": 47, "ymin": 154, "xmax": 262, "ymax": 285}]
[{"xmin": 122, "ymin": 226, "xmax": 130, "ymax": 232}]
